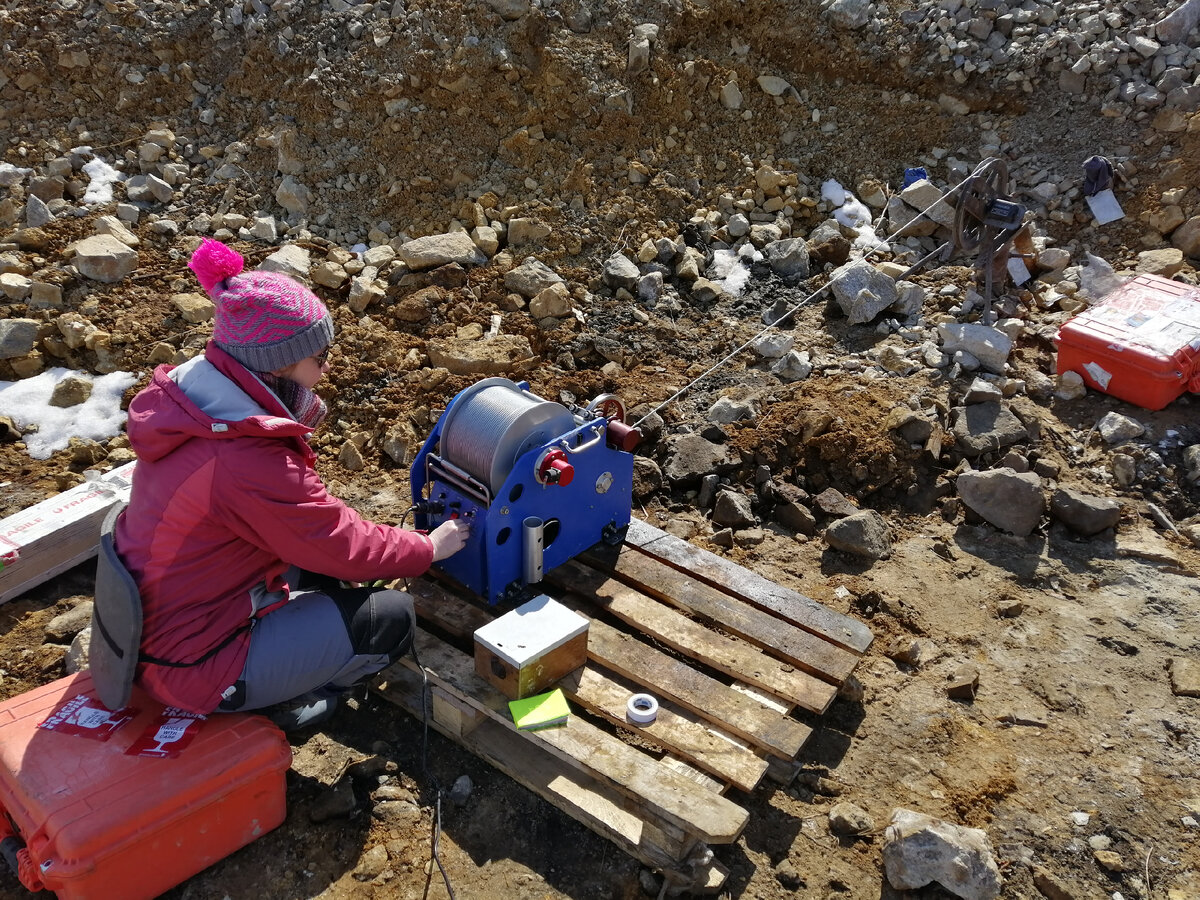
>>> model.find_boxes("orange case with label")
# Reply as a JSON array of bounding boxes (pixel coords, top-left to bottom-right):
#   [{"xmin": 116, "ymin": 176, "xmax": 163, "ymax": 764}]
[
  {"xmin": 0, "ymin": 671, "xmax": 291, "ymax": 899},
  {"xmin": 1054, "ymin": 273, "xmax": 1200, "ymax": 411}
]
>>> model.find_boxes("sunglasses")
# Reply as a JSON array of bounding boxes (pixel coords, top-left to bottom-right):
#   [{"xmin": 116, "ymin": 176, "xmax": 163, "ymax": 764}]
[{"xmin": 312, "ymin": 346, "xmax": 332, "ymax": 366}]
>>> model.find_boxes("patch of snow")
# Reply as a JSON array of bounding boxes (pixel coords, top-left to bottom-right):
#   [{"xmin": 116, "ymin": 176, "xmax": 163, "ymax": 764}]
[
  {"xmin": 707, "ymin": 247, "xmax": 761, "ymax": 296},
  {"xmin": 0, "ymin": 368, "xmax": 138, "ymax": 459},
  {"xmin": 82, "ymin": 157, "xmax": 124, "ymax": 205}
]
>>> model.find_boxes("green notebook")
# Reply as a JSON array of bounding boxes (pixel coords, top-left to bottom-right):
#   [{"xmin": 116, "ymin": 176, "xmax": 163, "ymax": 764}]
[{"xmin": 508, "ymin": 688, "xmax": 570, "ymax": 730}]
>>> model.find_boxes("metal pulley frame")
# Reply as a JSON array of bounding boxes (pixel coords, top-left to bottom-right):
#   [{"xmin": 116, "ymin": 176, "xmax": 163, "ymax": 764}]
[
  {"xmin": 953, "ymin": 158, "xmax": 1027, "ymax": 322},
  {"xmin": 899, "ymin": 156, "xmax": 1028, "ymax": 323}
]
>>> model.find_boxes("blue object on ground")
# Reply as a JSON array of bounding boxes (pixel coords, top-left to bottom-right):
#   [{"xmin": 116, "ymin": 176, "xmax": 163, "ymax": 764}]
[
  {"xmin": 1082, "ymin": 155, "xmax": 1114, "ymax": 197},
  {"xmin": 902, "ymin": 167, "xmax": 928, "ymax": 189}
]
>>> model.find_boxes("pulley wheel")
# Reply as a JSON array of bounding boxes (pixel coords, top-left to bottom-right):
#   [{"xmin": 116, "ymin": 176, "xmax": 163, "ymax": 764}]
[{"xmin": 953, "ymin": 157, "xmax": 1009, "ymax": 256}]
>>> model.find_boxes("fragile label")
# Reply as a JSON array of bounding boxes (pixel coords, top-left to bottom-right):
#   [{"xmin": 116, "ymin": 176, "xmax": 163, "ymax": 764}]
[
  {"xmin": 0, "ymin": 535, "xmax": 17, "ymax": 570},
  {"xmin": 39, "ymin": 694, "xmax": 138, "ymax": 741},
  {"xmin": 125, "ymin": 707, "xmax": 206, "ymax": 758}
]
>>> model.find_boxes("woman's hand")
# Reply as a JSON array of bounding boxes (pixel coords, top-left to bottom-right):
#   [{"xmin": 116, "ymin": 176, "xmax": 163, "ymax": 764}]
[{"xmin": 428, "ymin": 519, "xmax": 470, "ymax": 562}]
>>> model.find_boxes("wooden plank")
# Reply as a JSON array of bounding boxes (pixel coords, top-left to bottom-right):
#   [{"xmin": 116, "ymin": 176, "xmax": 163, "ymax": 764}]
[
  {"xmin": 374, "ymin": 665, "xmax": 727, "ymax": 892},
  {"xmin": 558, "ymin": 665, "xmax": 769, "ymax": 794},
  {"xmin": 548, "ymin": 559, "xmax": 838, "ymax": 714},
  {"xmin": 408, "ymin": 583, "xmax": 772, "ymax": 793},
  {"xmin": 619, "ymin": 518, "xmax": 873, "ymax": 653},
  {"xmin": 576, "ymin": 545, "xmax": 861, "ymax": 684},
  {"xmin": 400, "ymin": 629, "xmax": 750, "ymax": 845},
  {"xmin": 430, "ymin": 686, "xmax": 486, "ymax": 739},
  {"xmin": 0, "ymin": 463, "xmax": 135, "ymax": 605},
  {"xmin": 575, "ymin": 612, "xmax": 812, "ymax": 762},
  {"xmin": 660, "ymin": 756, "xmax": 723, "ymax": 794}
]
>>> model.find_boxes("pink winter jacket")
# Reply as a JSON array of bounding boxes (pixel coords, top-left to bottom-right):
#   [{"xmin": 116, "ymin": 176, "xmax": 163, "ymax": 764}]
[{"xmin": 117, "ymin": 342, "xmax": 434, "ymax": 713}]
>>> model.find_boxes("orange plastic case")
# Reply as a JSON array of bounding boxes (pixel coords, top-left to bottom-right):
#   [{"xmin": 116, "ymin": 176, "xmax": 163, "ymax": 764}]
[
  {"xmin": 1054, "ymin": 273, "xmax": 1200, "ymax": 411},
  {"xmin": 0, "ymin": 672, "xmax": 291, "ymax": 899}
]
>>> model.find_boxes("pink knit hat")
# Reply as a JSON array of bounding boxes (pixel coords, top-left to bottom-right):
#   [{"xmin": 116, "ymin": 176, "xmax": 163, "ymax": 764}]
[{"xmin": 188, "ymin": 239, "xmax": 334, "ymax": 373}]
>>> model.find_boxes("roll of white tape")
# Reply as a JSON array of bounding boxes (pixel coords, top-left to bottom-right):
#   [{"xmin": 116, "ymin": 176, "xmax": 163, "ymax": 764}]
[{"xmin": 626, "ymin": 693, "xmax": 658, "ymax": 725}]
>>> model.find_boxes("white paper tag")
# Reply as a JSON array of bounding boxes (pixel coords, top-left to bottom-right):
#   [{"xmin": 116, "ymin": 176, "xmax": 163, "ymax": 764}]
[
  {"xmin": 1007, "ymin": 255, "xmax": 1032, "ymax": 285},
  {"xmin": 1086, "ymin": 189, "xmax": 1125, "ymax": 225}
]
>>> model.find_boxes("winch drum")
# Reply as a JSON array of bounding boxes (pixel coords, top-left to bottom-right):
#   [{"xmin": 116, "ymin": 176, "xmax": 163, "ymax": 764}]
[{"xmin": 438, "ymin": 377, "xmax": 577, "ymax": 495}]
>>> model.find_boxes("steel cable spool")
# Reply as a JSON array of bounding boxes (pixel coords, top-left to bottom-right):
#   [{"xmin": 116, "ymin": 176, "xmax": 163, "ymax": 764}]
[{"xmin": 439, "ymin": 378, "xmax": 576, "ymax": 495}]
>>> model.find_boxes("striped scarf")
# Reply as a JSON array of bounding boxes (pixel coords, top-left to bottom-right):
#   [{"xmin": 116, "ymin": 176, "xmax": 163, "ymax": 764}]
[{"xmin": 258, "ymin": 372, "xmax": 328, "ymax": 430}]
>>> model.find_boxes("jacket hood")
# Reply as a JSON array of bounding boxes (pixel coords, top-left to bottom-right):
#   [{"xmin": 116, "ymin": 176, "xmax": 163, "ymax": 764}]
[{"xmin": 126, "ymin": 344, "xmax": 316, "ymax": 463}]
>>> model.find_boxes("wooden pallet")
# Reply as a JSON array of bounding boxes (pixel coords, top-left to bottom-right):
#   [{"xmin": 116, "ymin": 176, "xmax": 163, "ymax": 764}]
[{"xmin": 373, "ymin": 519, "xmax": 872, "ymax": 893}]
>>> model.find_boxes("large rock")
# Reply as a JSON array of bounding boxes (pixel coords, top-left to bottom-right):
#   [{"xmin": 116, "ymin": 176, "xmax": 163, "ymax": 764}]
[
  {"xmin": 824, "ymin": 509, "xmax": 892, "ymax": 560},
  {"xmin": 1172, "ymin": 216, "xmax": 1200, "ymax": 258},
  {"xmin": 426, "ymin": 334, "xmax": 536, "ymax": 375},
  {"xmin": 773, "ymin": 482, "xmax": 817, "ymax": 535},
  {"xmin": 257, "ymin": 244, "xmax": 311, "ymax": 281},
  {"xmin": 0, "ymin": 272, "xmax": 32, "ymax": 301},
  {"xmin": 712, "ymin": 490, "xmax": 756, "ymax": 529},
  {"xmin": 765, "ymin": 238, "xmax": 810, "ymax": 280},
  {"xmin": 602, "ymin": 253, "xmax": 641, "ymax": 291},
  {"xmin": 397, "ymin": 233, "xmax": 487, "ymax": 271},
  {"xmin": 938, "ymin": 324, "xmax": 1012, "ymax": 374},
  {"xmin": 662, "ymin": 433, "xmax": 739, "ymax": 485},
  {"xmin": 957, "ymin": 468, "xmax": 1044, "ymax": 536},
  {"xmin": 882, "ymin": 808, "xmax": 1002, "ymax": 900},
  {"xmin": 484, "ymin": 0, "xmax": 529, "ymax": 20},
  {"xmin": 830, "ymin": 259, "xmax": 897, "ymax": 325},
  {"xmin": 504, "ymin": 258, "xmax": 563, "ymax": 298},
  {"xmin": 1156, "ymin": 0, "xmax": 1200, "ymax": 44},
  {"xmin": 529, "ymin": 283, "xmax": 572, "ymax": 319},
  {"xmin": 1050, "ymin": 488, "xmax": 1121, "ymax": 536},
  {"xmin": 73, "ymin": 234, "xmax": 138, "ymax": 283},
  {"xmin": 0, "ymin": 318, "xmax": 42, "ymax": 359},
  {"xmin": 951, "ymin": 402, "xmax": 1028, "ymax": 457},
  {"xmin": 632, "ymin": 456, "xmax": 663, "ymax": 499},
  {"xmin": 823, "ymin": 0, "xmax": 871, "ymax": 29},
  {"xmin": 1097, "ymin": 411, "xmax": 1144, "ymax": 444}
]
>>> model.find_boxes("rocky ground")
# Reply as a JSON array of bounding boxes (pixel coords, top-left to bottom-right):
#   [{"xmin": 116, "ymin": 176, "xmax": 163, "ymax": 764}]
[{"xmin": 2, "ymin": 0, "xmax": 1200, "ymax": 898}]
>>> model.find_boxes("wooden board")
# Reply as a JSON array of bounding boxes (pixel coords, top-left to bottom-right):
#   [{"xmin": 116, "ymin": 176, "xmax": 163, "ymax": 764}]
[
  {"xmin": 366, "ymin": 516, "xmax": 874, "ymax": 892},
  {"xmin": 620, "ymin": 519, "xmax": 873, "ymax": 653},
  {"xmin": 0, "ymin": 463, "xmax": 135, "ymax": 605},
  {"xmin": 548, "ymin": 558, "xmax": 838, "ymax": 713},
  {"xmin": 404, "ymin": 629, "xmax": 750, "ymax": 845},
  {"xmin": 412, "ymin": 584, "xmax": 773, "ymax": 793},
  {"xmin": 576, "ymin": 545, "xmax": 861, "ymax": 683}
]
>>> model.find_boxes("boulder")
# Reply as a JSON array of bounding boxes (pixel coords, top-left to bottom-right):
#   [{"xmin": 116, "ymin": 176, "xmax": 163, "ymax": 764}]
[
  {"xmin": 0, "ymin": 319, "xmax": 42, "ymax": 359},
  {"xmin": 662, "ymin": 433, "xmax": 739, "ymax": 485},
  {"xmin": 73, "ymin": 235, "xmax": 138, "ymax": 283},
  {"xmin": 956, "ymin": 468, "xmax": 1044, "ymax": 536},
  {"xmin": 1050, "ymin": 488, "xmax": 1121, "ymax": 536},
  {"xmin": 882, "ymin": 809, "xmax": 1002, "ymax": 900},
  {"xmin": 504, "ymin": 258, "xmax": 563, "ymax": 298},
  {"xmin": 830, "ymin": 259, "xmax": 898, "ymax": 325},
  {"xmin": 824, "ymin": 510, "xmax": 892, "ymax": 559},
  {"xmin": 397, "ymin": 233, "xmax": 487, "ymax": 271},
  {"xmin": 951, "ymin": 403, "xmax": 1028, "ymax": 456}
]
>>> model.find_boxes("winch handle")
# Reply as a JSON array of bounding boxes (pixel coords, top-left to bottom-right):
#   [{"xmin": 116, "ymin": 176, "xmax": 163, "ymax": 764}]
[{"xmin": 553, "ymin": 424, "xmax": 607, "ymax": 455}]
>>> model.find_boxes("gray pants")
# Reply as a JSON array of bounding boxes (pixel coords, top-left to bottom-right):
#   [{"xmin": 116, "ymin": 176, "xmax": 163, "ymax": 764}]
[{"xmin": 217, "ymin": 583, "xmax": 415, "ymax": 713}]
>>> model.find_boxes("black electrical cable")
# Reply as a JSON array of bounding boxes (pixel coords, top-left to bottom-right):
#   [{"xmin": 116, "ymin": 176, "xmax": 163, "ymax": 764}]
[
  {"xmin": 399, "ymin": 504, "xmax": 456, "ymax": 900},
  {"xmin": 412, "ymin": 637, "xmax": 456, "ymax": 900}
]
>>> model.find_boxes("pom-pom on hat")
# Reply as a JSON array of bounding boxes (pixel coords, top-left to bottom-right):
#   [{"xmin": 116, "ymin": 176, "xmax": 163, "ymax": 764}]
[{"xmin": 188, "ymin": 238, "xmax": 334, "ymax": 373}]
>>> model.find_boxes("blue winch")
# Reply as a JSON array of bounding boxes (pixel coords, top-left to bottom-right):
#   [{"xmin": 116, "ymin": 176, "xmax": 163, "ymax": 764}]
[{"xmin": 411, "ymin": 378, "xmax": 640, "ymax": 605}]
